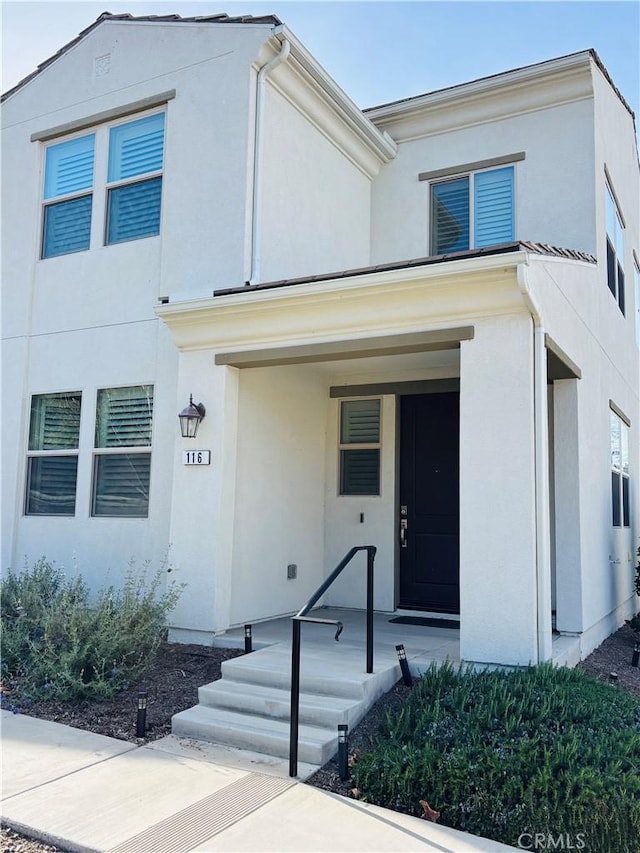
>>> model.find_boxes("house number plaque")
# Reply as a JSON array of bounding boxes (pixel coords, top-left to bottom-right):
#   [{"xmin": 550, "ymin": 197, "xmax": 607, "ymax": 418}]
[{"xmin": 182, "ymin": 450, "xmax": 211, "ymax": 465}]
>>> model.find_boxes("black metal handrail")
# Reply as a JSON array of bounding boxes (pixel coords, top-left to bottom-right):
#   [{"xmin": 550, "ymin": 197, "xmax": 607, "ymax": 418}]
[{"xmin": 289, "ymin": 545, "xmax": 376, "ymax": 777}]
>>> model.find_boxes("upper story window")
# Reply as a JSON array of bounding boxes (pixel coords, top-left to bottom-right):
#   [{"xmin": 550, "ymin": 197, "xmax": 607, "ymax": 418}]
[
  {"xmin": 430, "ymin": 165, "xmax": 514, "ymax": 255},
  {"xmin": 605, "ymin": 183, "xmax": 625, "ymax": 314},
  {"xmin": 634, "ymin": 256, "xmax": 640, "ymax": 348},
  {"xmin": 42, "ymin": 135, "xmax": 95, "ymax": 258},
  {"xmin": 610, "ymin": 407, "xmax": 630, "ymax": 528},
  {"xmin": 41, "ymin": 112, "xmax": 165, "ymax": 259},
  {"xmin": 106, "ymin": 113, "xmax": 164, "ymax": 245}
]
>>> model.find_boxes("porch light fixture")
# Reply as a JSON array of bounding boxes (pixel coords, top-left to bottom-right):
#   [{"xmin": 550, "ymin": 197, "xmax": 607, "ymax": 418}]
[{"xmin": 178, "ymin": 395, "xmax": 206, "ymax": 438}]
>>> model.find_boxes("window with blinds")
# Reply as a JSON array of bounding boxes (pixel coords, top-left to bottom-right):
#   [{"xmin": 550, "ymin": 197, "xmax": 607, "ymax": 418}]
[
  {"xmin": 106, "ymin": 113, "xmax": 164, "ymax": 244},
  {"xmin": 430, "ymin": 165, "xmax": 514, "ymax": 255},
  {"xmin": 610, "ymin": 409, "xmax": 630, "ymax": 528},
  {"xmin": 25, "ymin": 392, "xmax": 82, "ymax": 515},
  {"xmin": 92, "ymin": 385, "xmax": 153, "ymax": 517},
  {"xmin": 42, "ymin": 135, "xmax": 95, "ymax": 258},
  {"xmin": 41, "ymin": 111, "xmax": 165, "ymax": 258},
  {"xmin": 339, "ymin": 399, "xmax": 381, "ymax": 496},
  {"xmin": 605, "ymin": 184, "xmax": 625, "ymax": 315}
]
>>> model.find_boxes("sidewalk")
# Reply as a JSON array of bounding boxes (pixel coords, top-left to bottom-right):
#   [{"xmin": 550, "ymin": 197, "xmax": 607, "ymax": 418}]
[{"xmin": 1, "ymin": 711, "xmax": 518, "ymax": 852}]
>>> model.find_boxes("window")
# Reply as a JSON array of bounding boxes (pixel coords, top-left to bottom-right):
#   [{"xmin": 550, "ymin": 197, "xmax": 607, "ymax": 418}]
[
  {"xmin": 339, "ymin": 399, "xmax": 381, "ymax": 495},
  {"xmin": 610, "ymin": 409, "xmax": 630, "ymax": 527},
  {"xmin": 42, "ymin": 135, "xmax": 95, "ymax": 258},
  {"xmin": 25, "ymin": 392, "xmax": 81, "ymax": 515},
  {"xmin": 634, "ymin": 258, "xmax": 640, "ymax": 347},
  {"xmin": 605, "ymin": 184, "xmax": 625, "ymax": 314},
  {"xmin": 431, "ymin": 166, "xmax": 514, "ymax": 255},
  {"xmin": 106, "ymin": 113, "xmax": 164, "ymax": 244},
  {"xmin": 41, "ymin": 112, "xmax": 164, "ymax": 258},
  {"xmin": 92, "ymin": 385, "xmax": 153, "ymax": 517}
]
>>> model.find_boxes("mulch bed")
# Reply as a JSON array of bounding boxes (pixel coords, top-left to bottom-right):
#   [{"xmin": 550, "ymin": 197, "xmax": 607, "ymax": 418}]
[{"xmin": 2, "ymin": 624, "xmax": 639, "ymax": 853}]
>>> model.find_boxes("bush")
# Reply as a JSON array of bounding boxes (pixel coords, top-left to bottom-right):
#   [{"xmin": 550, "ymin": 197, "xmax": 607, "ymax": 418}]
[
  {"xmin": 352, "ymin": 662, "xmax": 640, "ymax": 852},
  {"xmin": 1, "ymin": 558, "xmax": 183, "ymax": 702}
]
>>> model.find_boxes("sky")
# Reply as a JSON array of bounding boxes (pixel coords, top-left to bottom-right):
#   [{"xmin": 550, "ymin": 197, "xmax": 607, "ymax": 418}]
[{"xmin": 1, "ymin": 0, "xmax": 639, "ymax": 117}]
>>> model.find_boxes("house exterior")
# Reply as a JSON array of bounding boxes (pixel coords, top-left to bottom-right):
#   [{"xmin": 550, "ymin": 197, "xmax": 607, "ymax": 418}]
[{"xmin": 2, "ymin": 12, "xmax": 638, "ymax": 668}]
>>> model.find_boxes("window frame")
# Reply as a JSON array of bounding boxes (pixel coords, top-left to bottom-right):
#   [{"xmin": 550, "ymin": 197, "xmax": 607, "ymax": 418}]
[
  {"xmin": 429, "ymin": 163, "xmax": 516, "ymax": 255},
  {"xmin": 605, "ymin": 182, "xmax": 625, "ymax": 315},
  {"xmin": 91, "ymin": 384, "xmax": 154, "ymax": 519},
  {"xmin": 104, "ymin": 112, "xmax": 165, "ymax": 246},
  {"xmin": 634, "ymin": 255, "xmax": 640, "ymax": 348},
  {"xmin": 24, "ymin": 391, "xmax": 82, "ymax": 517},
  {"xmin": 338, "ymin": 397, "xmax": 382, "ymax": 497},
  {"xmin": 610, "ymin": 407, "xmax": 630, "ymax": 529},
  {"xmin": 41, "ymin": 133, "xmax": 95, "ymax": 259},
  {"xmin": 40, "ymin": 109, "xmax": 165, "ymax": 260}
]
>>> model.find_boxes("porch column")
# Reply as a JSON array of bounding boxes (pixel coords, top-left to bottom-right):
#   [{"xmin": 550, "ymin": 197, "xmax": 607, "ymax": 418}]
[
  {"xmin": 167, "ymin": 352, "xmax": 239, "ymax": 642},
  {"xmin": 459, "ymin": 314, "xmax": 540, "ymax": 666},
  {"xmin": 552, "ymin": 378, "xmax": 583, "ymax": 634}
]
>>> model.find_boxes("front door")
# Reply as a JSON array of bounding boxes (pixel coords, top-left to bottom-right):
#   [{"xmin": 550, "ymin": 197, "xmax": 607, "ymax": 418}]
[{"xmin": 399, "ymin": 392, "xmax": 460, "ymax": 613}]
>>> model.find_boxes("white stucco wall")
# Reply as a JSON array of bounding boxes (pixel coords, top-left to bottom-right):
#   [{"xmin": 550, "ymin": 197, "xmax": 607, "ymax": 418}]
[
  {"xmin": 258, "ymin": 81, "xmax": 373, "ymax": 283},
  {"xmin": 370, "ymin": 98, "xmax": 596, "ymax": 264},
  {"xmin": 229, "ymin": 364, "xmax": 328, "ymax": 624},
  {"xmin": 459, "ymin": 312, "xmax": 539, "ymax": 666}
]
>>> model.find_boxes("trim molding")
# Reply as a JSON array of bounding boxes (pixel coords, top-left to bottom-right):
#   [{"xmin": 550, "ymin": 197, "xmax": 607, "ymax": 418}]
[
  {"xmin": 419, "ymin": 152, "xmax": 525, "ymax": 182},
  {"xmin": 545, "ymin": 334, "xmax": 582, "ymax": 380},
  {"xmin": 215, "ymin": 327, "xmax": 474, "ymax": 368},
  {"xmin": 31, "ymin": 90, "xmax": 176, "ymax": 142},
  {"xmin": 330, "ymin": 379, "xmax": 460, "ymax": 398},
  {"xmin": 609, "ymin": 399, "xmax": 631, "ymax": 427}
]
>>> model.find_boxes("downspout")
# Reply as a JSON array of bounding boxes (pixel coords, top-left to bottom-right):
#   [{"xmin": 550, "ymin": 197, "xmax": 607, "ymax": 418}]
[
  {"xmin": 247, "ymin": 30, "xmax": 291, "ymax": 285},
  {"xmin": 518, "ymin": 261, "xmax": 553, "ymax": 663}
]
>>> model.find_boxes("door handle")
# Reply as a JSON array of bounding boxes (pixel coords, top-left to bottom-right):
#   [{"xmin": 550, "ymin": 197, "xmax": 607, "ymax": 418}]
[{"xmin": 400, "ymin": 518, "xmax": 408, "ymax": 548}]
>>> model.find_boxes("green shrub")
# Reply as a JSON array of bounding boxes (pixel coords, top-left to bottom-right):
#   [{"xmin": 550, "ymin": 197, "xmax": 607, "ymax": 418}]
[
  {"xmin": 1, "ymin": 558, "xmax": 183, "ymax": 701},
  {"xmin": 352, "ymin": 662, "xmax": 640, "ymax": 852}
]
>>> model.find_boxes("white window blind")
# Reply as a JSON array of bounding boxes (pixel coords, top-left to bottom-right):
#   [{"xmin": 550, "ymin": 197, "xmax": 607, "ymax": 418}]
[
  {"xmin": 42, "ymin": 134, "xmax": 94, "ymax": 258},
  {"xmin": 339, "ymin": 399, "xmax": 381, "ymax": 495},
  {"xmin": 26, "ymin": 392, "xmax": 81, "ymax": 516},
  {"xmin": 474, "ymin": 167, "xmax": 514, "ymax": 247},
  {"xmin": 93, "ymin": 385, "xmax": 153, "ymax": 517}
]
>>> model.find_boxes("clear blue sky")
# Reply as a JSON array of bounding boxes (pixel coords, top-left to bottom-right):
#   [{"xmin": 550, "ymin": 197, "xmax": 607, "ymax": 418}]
[{"xmin": 2, "ymin": 0, "xmax": 639, "ymax": 118}]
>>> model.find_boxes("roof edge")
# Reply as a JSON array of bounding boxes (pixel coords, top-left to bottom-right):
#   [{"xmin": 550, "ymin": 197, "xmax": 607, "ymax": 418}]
[
  {"xmin": 211, "ymin": 242, "xmax": 596, "ymax": 298},
  {"xmin": 364, "ymin": 49, "xmax": 635, "ymax": 124},
  {"xmin": 1, "ymin": 11, "xmax": 282, "ymax": 103}
]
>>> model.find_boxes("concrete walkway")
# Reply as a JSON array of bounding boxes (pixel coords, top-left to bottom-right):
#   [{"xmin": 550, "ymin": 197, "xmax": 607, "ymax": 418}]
[{"xmin": 2, "ymin": 711, "xmax": 518, "ymax": 852}]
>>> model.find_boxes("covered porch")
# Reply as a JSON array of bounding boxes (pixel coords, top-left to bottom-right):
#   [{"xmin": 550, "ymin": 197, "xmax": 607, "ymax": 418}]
[{"xmin": 157, "ymin": 248, "xmax": 583, "ymax": 669}]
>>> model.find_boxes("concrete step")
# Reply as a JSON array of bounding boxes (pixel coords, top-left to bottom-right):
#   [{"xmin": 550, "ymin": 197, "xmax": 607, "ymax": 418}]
[
  {"xmin": 171, "ymin": 704, "xmax": 337, "ymax": 765},
  {"xmin": 198, "ymin": 679, "xmax": 366, "ymax": 728},
  {"xmin": 220, "ymin": 647, "xmax": 400, "ymax": 700}
]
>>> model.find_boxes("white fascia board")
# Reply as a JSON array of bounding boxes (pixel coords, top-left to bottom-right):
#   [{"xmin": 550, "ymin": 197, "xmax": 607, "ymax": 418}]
[
  {"xmin": 157, "ymin": 251, "xmax": 531, "ymax": 320},
  {"xmin": 366, "ymin": 51, "xmax": 594, "ymax": 122},
  {"xmin": 273, "ymin": 27, "xmax": 397, "ymax": 164}
]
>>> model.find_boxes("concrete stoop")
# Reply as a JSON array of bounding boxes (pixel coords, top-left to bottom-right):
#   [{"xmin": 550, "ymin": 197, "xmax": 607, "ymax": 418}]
[{"xmin": 172, "ymin": 644, "xmax": 402, "ymax": 771}]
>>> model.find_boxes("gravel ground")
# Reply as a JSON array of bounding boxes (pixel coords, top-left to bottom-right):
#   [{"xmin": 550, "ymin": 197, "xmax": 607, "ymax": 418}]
[{"xmin": 2, "ymin": 624, "xmax": 639, "ymax": 853}]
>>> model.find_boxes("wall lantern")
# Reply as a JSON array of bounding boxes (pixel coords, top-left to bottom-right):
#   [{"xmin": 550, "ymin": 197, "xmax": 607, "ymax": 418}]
[{"xmin": 178, "ymin": 395, "xmax": 206, "ymax": 438}]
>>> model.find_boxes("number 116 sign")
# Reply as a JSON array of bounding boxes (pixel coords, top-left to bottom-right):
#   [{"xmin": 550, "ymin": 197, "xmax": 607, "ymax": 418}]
[{"xmin": 182, "ymin": 450, "xmax": 211, "ymax": 465}]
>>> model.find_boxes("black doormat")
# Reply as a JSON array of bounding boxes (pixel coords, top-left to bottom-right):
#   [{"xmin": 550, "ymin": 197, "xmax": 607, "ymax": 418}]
[{"xmin": 389, "ymin": 616, "xmax": 459, "ymax": 629}]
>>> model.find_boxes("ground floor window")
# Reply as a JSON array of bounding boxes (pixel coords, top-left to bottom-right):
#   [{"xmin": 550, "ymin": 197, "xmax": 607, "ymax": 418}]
[
  {"xmin": 92, "ymin": 385, "xmax": 154, "ymax": 517},
  {"xmin": 610, "ymin": 407, "xmax": 630, "ymax": 527},
  {"xmin": 339, "ymin": 398, "xmax": 381, "ymax": 495},
  {"xmin": 25, "ymin": 391, "xmax": 82, "ymax": 515}
]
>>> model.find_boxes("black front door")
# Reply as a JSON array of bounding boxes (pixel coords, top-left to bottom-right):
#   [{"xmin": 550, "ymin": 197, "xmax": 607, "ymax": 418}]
[{"xmin": 399, "ymin": 392, "xmax": 460, "ymax": 613}]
